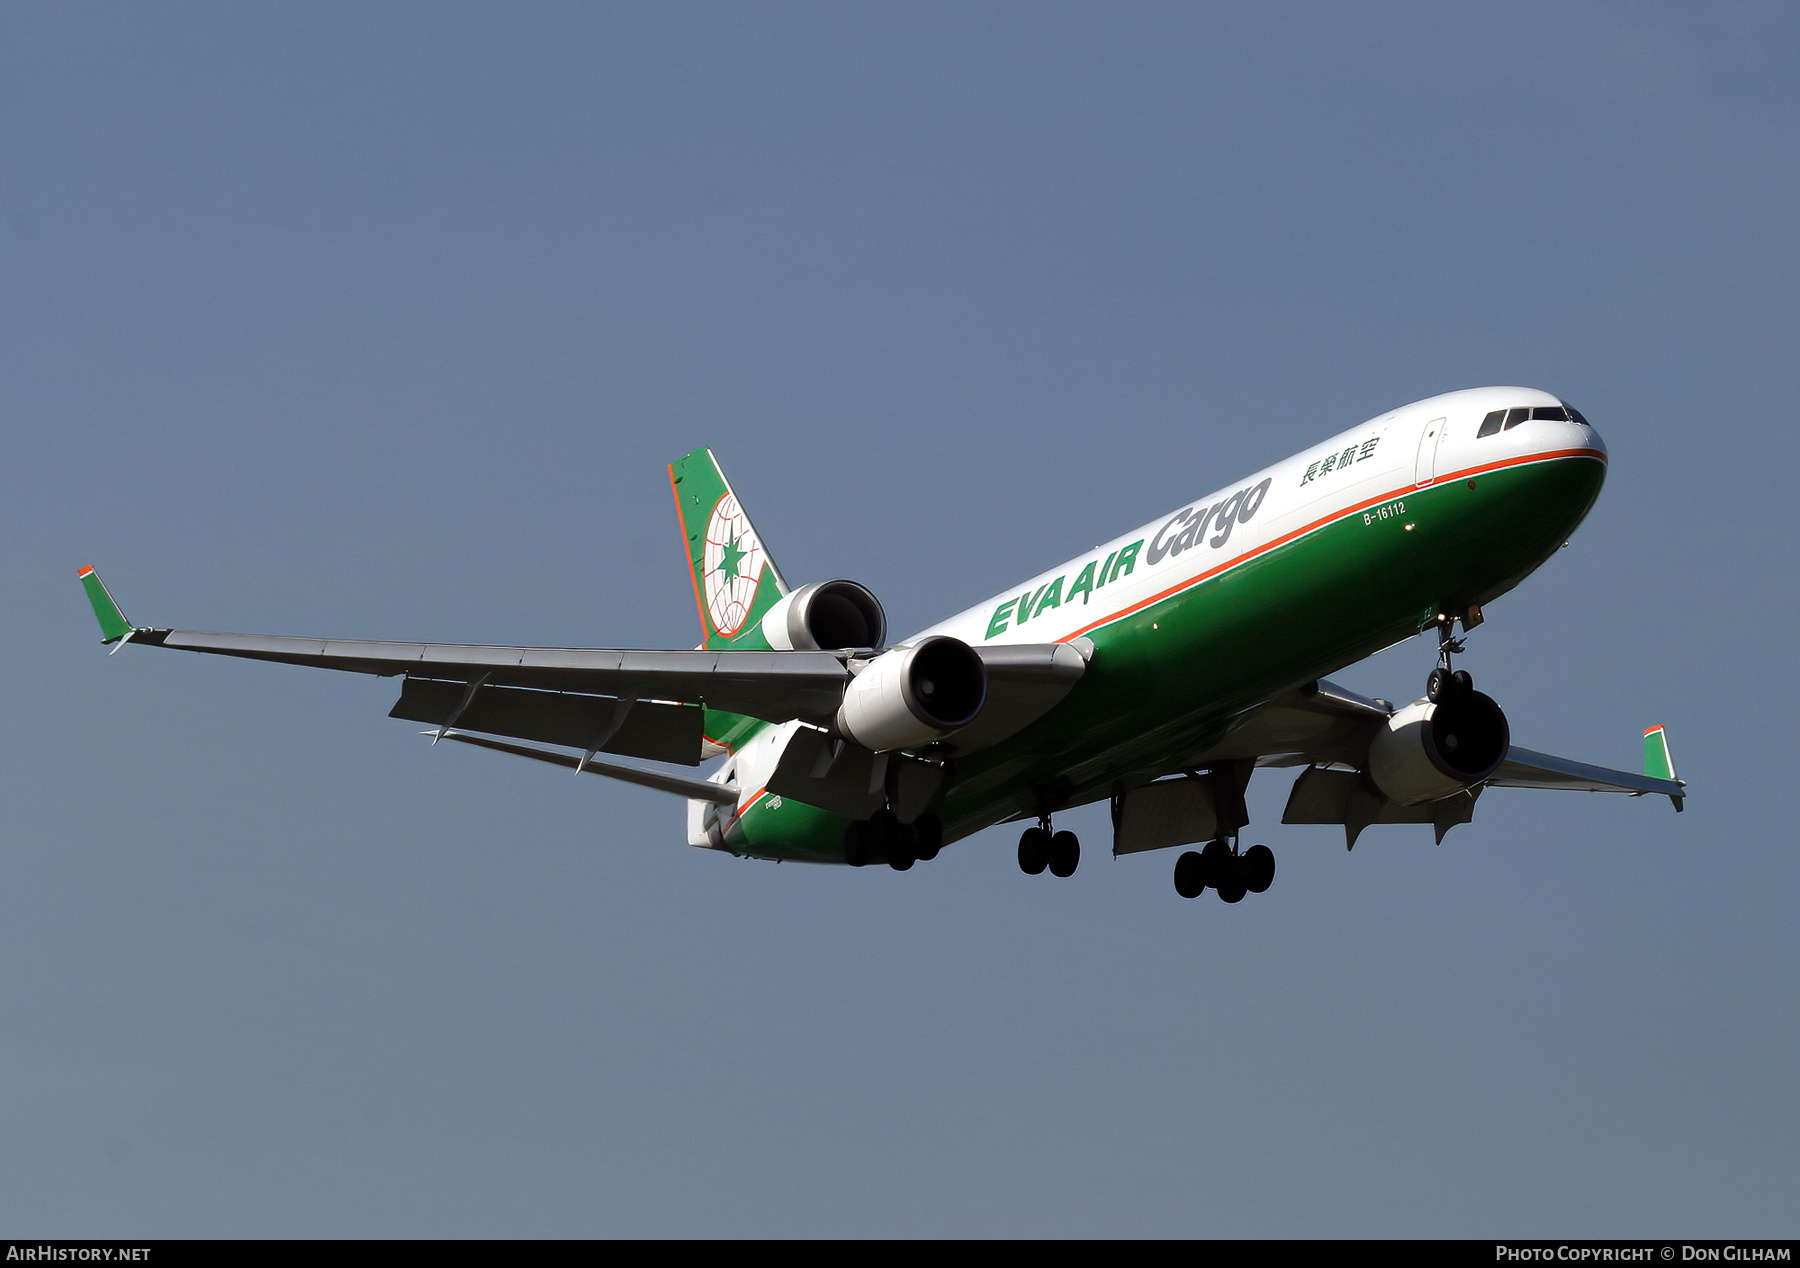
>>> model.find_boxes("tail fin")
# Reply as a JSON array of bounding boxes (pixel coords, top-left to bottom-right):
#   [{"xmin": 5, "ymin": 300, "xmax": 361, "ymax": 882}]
[{"xmin": 668, "ymin": 448, "xmax": 790, "ymax": 649}]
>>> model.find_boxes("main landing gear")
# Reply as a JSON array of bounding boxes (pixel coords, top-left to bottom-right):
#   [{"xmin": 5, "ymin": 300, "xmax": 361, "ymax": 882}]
[
  {"xmin": 843, "ymin": 809, "xmax": 943, "ymax": 871},
  {"xmin": 1018, "ymin": 817, "xmax": 1080, "ymax": 878},
  {"xmin": 1173, "ymin": 838, "xmax": 1275, "ymax": 902}
]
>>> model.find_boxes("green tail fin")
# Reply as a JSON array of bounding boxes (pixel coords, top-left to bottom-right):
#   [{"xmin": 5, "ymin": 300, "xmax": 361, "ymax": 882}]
[
  {"xmin": 78, "ymin": 566, "xmax": 136, "ymax": 644},
  {"xmin": 1643, "ymin": 725, "xmax": 1676, "ymax": 782},
  {"xmin": 667, "ymin": 449, "xmax": 789, "ymax": 650}
]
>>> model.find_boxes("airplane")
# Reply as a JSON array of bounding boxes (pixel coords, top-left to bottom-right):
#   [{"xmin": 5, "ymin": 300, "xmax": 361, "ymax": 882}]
[{"xmin": 80, "ymin": 385, "xmax": 1686, "ymax": 902}]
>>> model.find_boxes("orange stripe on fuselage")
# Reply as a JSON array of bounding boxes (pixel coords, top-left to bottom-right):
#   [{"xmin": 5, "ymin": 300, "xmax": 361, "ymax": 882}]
[
  {"xmin": 1060, "ymin": 447, "xmax": 1606, "ymax": 643},
  {"xmin": 724, "ymin": 784, "xmax": 770, "ymax": 834}
]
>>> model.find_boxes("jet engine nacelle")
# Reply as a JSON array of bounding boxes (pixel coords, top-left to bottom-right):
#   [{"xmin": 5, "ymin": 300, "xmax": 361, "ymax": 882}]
[
  {"xmin": 836, "ymin": 635, "xmax": 987, "ymax": 752},
  {"xmin": 760, "ymin": 579, "xmax": 888, "ymax": 651},
  {"xmin": 1367, "ymin": 691, "xmax": 1511, "ymax": 805}
]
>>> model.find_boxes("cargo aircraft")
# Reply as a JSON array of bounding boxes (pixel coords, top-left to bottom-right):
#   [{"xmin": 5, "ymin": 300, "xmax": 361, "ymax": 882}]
[{"xmin": 81, "ymin": 386, "xmax": 1685, "ymax": 901}]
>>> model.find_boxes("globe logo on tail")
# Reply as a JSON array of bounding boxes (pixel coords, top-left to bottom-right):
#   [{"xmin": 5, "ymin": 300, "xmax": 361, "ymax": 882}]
[{"xmin": 702, "ymin": 493, "xmax": 766, "ymax": 637}]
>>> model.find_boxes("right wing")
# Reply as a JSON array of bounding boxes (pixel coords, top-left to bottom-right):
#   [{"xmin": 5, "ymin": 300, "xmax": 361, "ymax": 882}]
[{"xmin": 134, "ymin": 627, "xmax": 853, "ymax": 729}]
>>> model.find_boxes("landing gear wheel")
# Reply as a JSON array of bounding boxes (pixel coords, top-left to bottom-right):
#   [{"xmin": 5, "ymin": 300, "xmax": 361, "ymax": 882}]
[
  {"xmin": 1452, "ymin": 668, "xmax": 1473, "ymax": 695},
  {"xmin": 844, "ymin": 820, "xmax": 871, "ymax": 868},
  {"xmin": 913, "ymin": 814, "xmax": 943, "ymax": 862},
  {"xmin": 869, "ymin": 808, "xmax": 899, "ymax": 852},
  {"xmin": 1215, "ymin": 865, "xmax": 1248, "ymax": 904},
  {"xmin": 1242, "ymin": 843, "xmax": 1275, "ymax": 894},
  {"xmin": 1048, "ymin": 830, "xmax": 1080, "ymax": 878},
  {"xmin": 1427, "ymin": 666, "xmax": 1452, "ymax": 703},
  {"xmin": 1173, "ymin": 850, "xmax": 1205, "ymax": 899},
  {"xmin": 885, "ymin": 816, "xmax": 917, "ymax": 871},
  {"xmin": 1018, "ymin": 826, "xmax": 1051, "ymax": 875},
  {"xmin": 1198, "ymin": 839, "xmax": 1232, "ymax": 890}
]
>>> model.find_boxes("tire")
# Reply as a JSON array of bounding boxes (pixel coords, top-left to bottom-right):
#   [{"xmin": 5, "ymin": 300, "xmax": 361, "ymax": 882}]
[
  {"xmin": 869, "ymin": 807, "xmax": 899, "ymax": 859},
  {"xmin": 1048, "ymin": 830, "xmax": 1080, "ymax": 878},
  {"xmin": 1173, "ymin": 850, "xmax": 1205, "ymax": 899},
  {"xmin": 1452, "ymin": 668, "xmax": 1473, "ymax": 696},
  {"xmin": 844, "ymin": 820, "xmax": 871, "ymax": 868},
  {"xmin": 1198, "ymin": 838, "xmax": 1232, "ymax": 889},
  {"xmin": 1018, "ymin": 826, "xmax": 1051, "ymax": 875},
  {"xmin": 1215, "ymin": 870, "xmax": 1248, "ymax": 903},
  {"xmin": 1242, "ymin": 843, "xmax": 1275, "ymax": 894},
  {"xmin": 1427, "ymin": 667, "xmax": 1451, "ymax": 703},
  {"xmin": 914, "ymin": 813, "xmax": 943, "ymax": 862}
]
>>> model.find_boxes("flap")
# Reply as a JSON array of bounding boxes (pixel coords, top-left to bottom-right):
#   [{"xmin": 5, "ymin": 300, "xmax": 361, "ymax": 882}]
[{"xmin": 390, "ymin": 678, "xmax": 706, "ymax": 767}]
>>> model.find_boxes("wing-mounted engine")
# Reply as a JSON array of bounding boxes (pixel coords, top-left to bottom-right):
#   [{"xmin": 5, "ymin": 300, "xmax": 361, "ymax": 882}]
[
  {"xmin": 760, "ymin": 579, "xmax": 888, "ymax": 651},
  {"xmin": 1367, "ymin": 691, "xmax": 1510, "ymax": 805},
  {"xmin": 836, "ymin": 635, "xmax": 987, "ymax": 752}
]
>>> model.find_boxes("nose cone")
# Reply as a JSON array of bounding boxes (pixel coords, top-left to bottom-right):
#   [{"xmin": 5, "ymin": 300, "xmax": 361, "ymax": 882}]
[{"xmin": 1575, "ymin": 417, "xmax": 1608, "ymax": 462}]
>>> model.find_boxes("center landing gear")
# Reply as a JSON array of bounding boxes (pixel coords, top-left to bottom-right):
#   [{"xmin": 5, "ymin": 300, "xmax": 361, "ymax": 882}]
[
  {"xmin": 843, "ymin": 810, "xmax": 943, "ymax": 871},
  {"xmin": 1018, "ymin": 818, "xmax": 1080, "ymax": 878},
  {"xmin": 1173, "ymin": 838, "xmax": 1274, "ymax": 902}
]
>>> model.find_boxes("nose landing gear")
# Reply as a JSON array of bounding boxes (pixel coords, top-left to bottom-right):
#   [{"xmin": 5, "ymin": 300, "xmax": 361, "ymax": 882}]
[
  {"xmin": 1427, "ymin": 610, "xmax": 1479, "ymax": 703},
  {"xmin": 1173, "ymin": 838, "xmax": 1275, "ymax": 901}
]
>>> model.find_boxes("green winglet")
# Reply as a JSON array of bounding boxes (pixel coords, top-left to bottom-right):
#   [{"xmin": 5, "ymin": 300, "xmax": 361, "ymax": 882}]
[
  {"xmin": 78, "ymin": 566, "xmax": 136, "ymax": 644},
  {"xmin": 1643, "ymin": 725, "xmax": 1676, "ymax": 782}
]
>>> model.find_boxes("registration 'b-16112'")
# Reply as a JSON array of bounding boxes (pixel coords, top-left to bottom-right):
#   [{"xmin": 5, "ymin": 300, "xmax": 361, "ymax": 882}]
[{"xmin": 81, "ymin": 386, "xmax": 1685, "ymax": 902}]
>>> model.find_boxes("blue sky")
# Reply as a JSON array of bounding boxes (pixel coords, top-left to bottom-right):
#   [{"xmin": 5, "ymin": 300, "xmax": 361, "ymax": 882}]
[{"xmin": 3, "ymin": 2, "xmax": 1795, "ymax": 1236}]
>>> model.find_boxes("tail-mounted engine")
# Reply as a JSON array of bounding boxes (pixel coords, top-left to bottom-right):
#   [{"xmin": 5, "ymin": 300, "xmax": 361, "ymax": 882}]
[
  {"xmin": 836, "ymin": 635, "xmax": 987, "ymax": 752},
  {"xmin": 760, "ymin": 579, "xmax": 887, "ymax": 652},
  {"xmin": 1367, "ymin": 691, "xmax": 1510, "ymax": 805}
]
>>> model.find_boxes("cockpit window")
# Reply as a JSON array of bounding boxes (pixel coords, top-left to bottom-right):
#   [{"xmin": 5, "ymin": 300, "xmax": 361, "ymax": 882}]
[{"xmin": 1481, "ymin": 402, "xmax": 1588, "ymax": 438}]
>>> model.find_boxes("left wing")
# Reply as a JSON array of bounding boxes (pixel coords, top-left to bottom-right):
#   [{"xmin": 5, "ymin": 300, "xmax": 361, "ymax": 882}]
[
  {"xmin": 1210, "ymin": 677, "xmax": 1685, "ymax": 801},
  {"xmin": 1115, "ymin": 677, "xmax": 1686, "ymax": 854},
  {"xmin": 1488, "ymin": 745, "xmax": 1684, "ymax": 800}
]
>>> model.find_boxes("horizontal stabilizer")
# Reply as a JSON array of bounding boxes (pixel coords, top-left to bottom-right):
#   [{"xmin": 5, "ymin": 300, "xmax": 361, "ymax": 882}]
[{"xmin": 435, "ymin": 731, "xmax": 737, "ymax": 804}]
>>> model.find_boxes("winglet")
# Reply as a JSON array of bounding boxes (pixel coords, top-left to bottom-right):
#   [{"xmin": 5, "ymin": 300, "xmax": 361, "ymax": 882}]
[
  {"xmin": 1643, "ymin": 725, "xmax": 1676, "ymax": 781},
  {"xmin": 1643, "ymin": 724, "xmax": 1684, "ymax": 811},
  {"xmin": 78, "ymin": 566, "xmax": 137, "ymax": 645}
]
